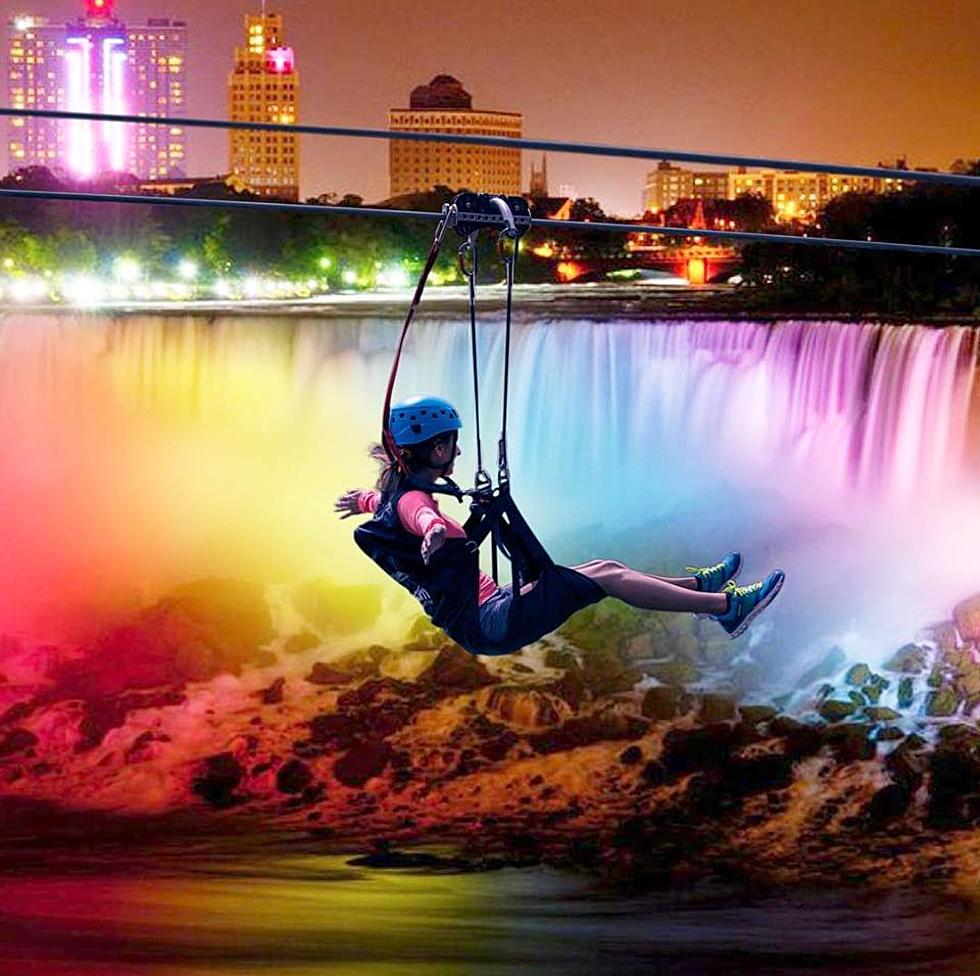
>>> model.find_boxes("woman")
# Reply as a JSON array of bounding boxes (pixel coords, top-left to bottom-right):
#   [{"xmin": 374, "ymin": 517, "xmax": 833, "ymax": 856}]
[{"xmin": 336, "ymin": 395, "xmax": 784, "ymax": 657}]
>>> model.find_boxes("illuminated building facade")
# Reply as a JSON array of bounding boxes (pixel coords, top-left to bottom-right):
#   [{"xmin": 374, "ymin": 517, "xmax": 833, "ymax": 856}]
[
  {"xmin": 127, "ymin": 17, "xmax": 186, "ymax": 179},
  {"xmin": 228, "ymin": 13, "xmax": 299, "ymax": 201},
  {"xmin": 6, "ymin": 0, "xmax": 186, "ymax": 179},
  {"xmin": 388, "ymin": 75, "xmax": 522, "ymax": 197},
  {"xmin": 643, "ymin": 159, "xmax": 912, "ymax": 222}
]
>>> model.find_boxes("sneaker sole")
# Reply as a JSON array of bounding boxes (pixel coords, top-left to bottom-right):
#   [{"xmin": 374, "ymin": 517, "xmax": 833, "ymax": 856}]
[{"xmin": 725, "ymin": 570, "xmax": 785, "ymax": 640}]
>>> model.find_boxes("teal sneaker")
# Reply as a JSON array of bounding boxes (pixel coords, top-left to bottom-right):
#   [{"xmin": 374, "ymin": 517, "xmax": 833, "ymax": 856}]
[
  {"xmin": 686, "ymin": 551, "xmax": 741, "ymax": 593},
  {"xmin": 713, "ymin": 569, "xmax": 785, "ymax": 639}
]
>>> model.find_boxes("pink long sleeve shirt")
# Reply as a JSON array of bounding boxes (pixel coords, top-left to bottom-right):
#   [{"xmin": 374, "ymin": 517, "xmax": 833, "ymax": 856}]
[{"xmin": 357, "ymin": 488, "xmax": 500, "ymax": 605}]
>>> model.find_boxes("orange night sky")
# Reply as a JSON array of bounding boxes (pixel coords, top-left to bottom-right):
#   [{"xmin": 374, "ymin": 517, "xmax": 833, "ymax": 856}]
[{"xmin": 8, "ymin": 0, "xmax": 980, "ymax": 214}]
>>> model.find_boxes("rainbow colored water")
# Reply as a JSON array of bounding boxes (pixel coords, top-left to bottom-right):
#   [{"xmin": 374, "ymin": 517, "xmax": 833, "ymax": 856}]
[{"xmin": 1, "ymin": 312, "xmax": 977, "ymax": 679}]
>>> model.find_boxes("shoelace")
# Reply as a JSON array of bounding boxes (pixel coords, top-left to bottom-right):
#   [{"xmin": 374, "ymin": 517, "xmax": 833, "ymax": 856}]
[
  {"xmin": 685, "ymin": 559, "xmax": 727, "ymax": 577},
  {"xmin": 726, "ymin": 578, "xmax": 763, "ymax": 597}
]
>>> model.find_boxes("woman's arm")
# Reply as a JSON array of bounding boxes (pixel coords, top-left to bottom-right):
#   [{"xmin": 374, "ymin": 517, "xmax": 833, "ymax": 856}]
[
  {"xmin": 398, "ymin": 490, "xmax": 449, "ymax": 564},
  {"xmin": 334, "ymin": 488, "xmax": 380, "ymax": 518}
]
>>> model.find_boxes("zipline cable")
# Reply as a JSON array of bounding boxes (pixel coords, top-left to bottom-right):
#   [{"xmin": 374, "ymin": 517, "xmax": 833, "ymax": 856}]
[
  {"xmin": 0, "ymin": 186, "xmax": 977, "ymax": 258},
  {"xmin": 2, "ymin": 106, "xmax": 979, "ymax": 189}
]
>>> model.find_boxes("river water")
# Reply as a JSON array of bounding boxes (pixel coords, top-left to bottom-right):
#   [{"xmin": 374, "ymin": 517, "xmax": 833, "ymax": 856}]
[{"xmin": 1, "ymin": 833, "xmax": 979, "ymax": 976}]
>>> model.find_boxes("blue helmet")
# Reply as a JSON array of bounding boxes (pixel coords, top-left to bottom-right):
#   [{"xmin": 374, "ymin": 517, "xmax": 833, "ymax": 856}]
[{"xmin": 389, "ymin": 395, "xmax": 462, "ymax": 447}]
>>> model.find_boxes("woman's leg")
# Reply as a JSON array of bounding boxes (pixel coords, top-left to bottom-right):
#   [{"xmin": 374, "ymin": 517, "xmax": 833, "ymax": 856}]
[
  {"xmin": 572, "ymin": 559, "xmax": 728, "ymax": 614},
  {"xmin": 571, "ymin": 559, "xmax": 699, "ymax": 590}
]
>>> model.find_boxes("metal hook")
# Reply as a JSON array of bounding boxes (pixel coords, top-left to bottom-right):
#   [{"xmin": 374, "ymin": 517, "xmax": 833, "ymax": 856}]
[
  {"xmin": 457, "ymin": 230, "xmax": 478, "ymax": 278},
  {"xmin": 488, "ymin": 196, "xmax": 517, "ymax": 236}
]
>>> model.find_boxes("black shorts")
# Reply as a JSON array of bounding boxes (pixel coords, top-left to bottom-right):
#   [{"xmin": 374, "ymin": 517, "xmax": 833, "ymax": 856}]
[{"xmin": 456, "ymin": 564, "xmax": 606, "ymax": 657}]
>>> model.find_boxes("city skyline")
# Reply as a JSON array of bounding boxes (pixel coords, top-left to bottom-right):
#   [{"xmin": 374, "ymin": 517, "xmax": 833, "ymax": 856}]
[{"xmin": 5, "ymin": 0, "xmax": 980, "ymax": 214}]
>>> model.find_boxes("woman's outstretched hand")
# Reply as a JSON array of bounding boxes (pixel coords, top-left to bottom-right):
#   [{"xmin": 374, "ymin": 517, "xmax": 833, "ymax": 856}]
[
  {"xmin": 334, "ymin": 489, "xmax": 362, "ymax": 519},
  {"xmin": 421, "ymin": 524, "xmax": 447, "ymax": 565}
]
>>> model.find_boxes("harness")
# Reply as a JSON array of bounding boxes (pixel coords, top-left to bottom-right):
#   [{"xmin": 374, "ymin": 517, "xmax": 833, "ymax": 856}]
[{"xmin": 354, "ymin": 193, "xmax": 554, "ymax": 636}]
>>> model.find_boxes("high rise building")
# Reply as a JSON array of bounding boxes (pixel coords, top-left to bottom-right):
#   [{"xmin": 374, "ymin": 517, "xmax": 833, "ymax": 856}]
[
  {"xmin": 387, "ymin": 75, "xmax": 522, "ymax": 197},
  {"xmin": 227, "ymin": 12, "xmax": 299, "ymax": 201},
  {"xmin": 5, "ymin": 0, "xmax": 186, "ymax": 179}
]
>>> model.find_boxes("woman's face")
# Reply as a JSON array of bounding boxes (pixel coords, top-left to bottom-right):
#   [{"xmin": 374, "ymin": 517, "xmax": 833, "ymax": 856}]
[{"xmin": 429, "ymin": 431, "xmax": 460, "ymax": 474}]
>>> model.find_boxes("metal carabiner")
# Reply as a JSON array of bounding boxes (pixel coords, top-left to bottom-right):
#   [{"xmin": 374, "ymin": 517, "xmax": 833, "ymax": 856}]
[
  {"xmin": 433, "ymin": 202, "xmax": 458, "ymax": 247},
  {"xmin": 457, "ymin": 230, "xmax": 478, "ymax": 279},
  {"xmin": 489, "ymin": 196, "xmax": 519, "ymax": 264}
]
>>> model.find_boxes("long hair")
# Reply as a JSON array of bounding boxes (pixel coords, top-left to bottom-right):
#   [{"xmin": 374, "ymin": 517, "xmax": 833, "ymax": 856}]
[{"xmin": 368, "ymin": 433, "xmax": 451, "ymax": 499}]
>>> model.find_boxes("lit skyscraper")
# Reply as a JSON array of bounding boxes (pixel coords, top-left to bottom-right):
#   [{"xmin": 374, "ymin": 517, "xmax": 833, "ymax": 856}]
[
  {"xmin": 6, "ymin": 0, "xmax": 186, "ymax": 179},
  {"xmin": 388, "ymin": 75, "xmax": 522, "ymax": 198},
  {"xmin": 228, "ymin": 13, "xmax": 299, "ymax": 201}
]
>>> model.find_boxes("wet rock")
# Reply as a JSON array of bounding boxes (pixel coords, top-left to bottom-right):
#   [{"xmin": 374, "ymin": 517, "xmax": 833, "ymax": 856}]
[
  {"xmin": 641, "ymin": 685, "xmax": 683, "ymax": 720},
  {"xmin": 276, "ymin": 758, "xmax": 313, "ymax": 794},
  {"xmin": 290, "ymin": 579, "xmax": 382, "ymax": 636},
  {"xmin": 925, "ymin": 686, "xmax": 961, "ymax": 717},
  {"xmin": 580, "ymin": 646, "xmax": 642, "ymax": 696},
  {"xmin": 0, "ymin": 728, "xmax": 38, "ymax": 757},
  {"xmin": 883, "ymin": 643, "xmax": 930, "ymax": 674},
  {"xmin": 333, "ymin": 646, "xmax": 385, "ymax": 680},
  {"xmin": 824, "ymin": 724, "xmax": 875, "ymax": 763},
  {"xmin": 642, "ymin": 659, "xmax": 699, "ymax": 686},
  {"xmin": 819, "ymin": 699, "xmax": 858, "ymax": 722},
  {"xmin": 75, "ymin": 699, "xmax": 130, "ymax": 752},
  {"xmin": 619, "ymin": 744, "xmax": 644, "ymax": 766},
  {"xmin": 953, "ymin": 593, "xmax": 980, "ymax": 642},
  {"xmin": 796, "ymin": 646, "xmax": 846, "ymax": 688},
  {"xmin": 480, "ymin": 686, "xmax": 565, "ymax": 729},
  {"xmin": 283, "ymin": 631, "xmax": 320, "ymax": 655},
  {"xmin": 928, "ymin": 732, "xmax": 980, "ymax": 829},
  {"xmin": 866, "ymin": 784, "xmax": 911, "ymax": 828},
  {"xmin": 259, "ymin": 676, "xmax": 285, "ymax": 705},
  {"xmin": 192, "ymin": 752, "xmax": 245, "ymax": 808},
  {"xmin": 699, "ymin": 693, "xmax": 736, "ymax": 723},
  {"xmin": 739, "ymin": 705, "xmax": 778, "ymax": 725},
  {"xmin": 333, "ymin": 739, "xmax": 391, "ymax": 788},
  {"xmin": 544, "ymin": 648, "xmax": 578, "ymax": 670},
  {"xmin": 845, "ymin": 664, "xmax": 871, "ymax": 686},
  {"xmin": 527, "ymin": 708, "xmax": 648, "ymax": 756},
  {"xmin": 417, "ymin": 646, "xmax": 498, "ymax": 691},
  {"xmin": 898, "ymin": 677, "xmax": 915, "ymax": 709},
  {"xmin": 864, "ymin": 706, "xmax": 901, "ymax": 722},
  {"xmin": 661, "ymin": 723, "xmax": 734, "ymax": 776},
  {"xmin": 558, "ymin": 600, "xmax": 646, "ymax": 655},
  {"xmin": 875, "ymin": 726, "xmax": 906, "ymax": 742},
  {"xmin": 927, "ymin": 666, "xmax": 944, "ymax": 689},
  {"xmin": 547, "ymin": 668, "xmax": 588, "ymax": 710},
  {"xmin": 770, "ymin": 717, "xmax": 824, "ymax": 758},
  {"xmin": 937, "ymin": 724, "xmax": 980, "ymax": 751},
  {"xmin": 862, "ymin": 684, "xmax": 882, "ymax": 705},
  {"xmin": 305, "ymin": 662, "xmax": 349, "ymax": 686},
  {"xmin": 886, "ymin": 735, "xmax": 928, "ymax": 792}
]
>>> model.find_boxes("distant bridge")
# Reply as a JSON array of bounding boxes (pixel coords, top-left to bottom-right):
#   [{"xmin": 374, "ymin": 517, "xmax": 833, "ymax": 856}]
[{"xmin": 536, "ymin": 239, "xmax": 741, "ymax": 284}]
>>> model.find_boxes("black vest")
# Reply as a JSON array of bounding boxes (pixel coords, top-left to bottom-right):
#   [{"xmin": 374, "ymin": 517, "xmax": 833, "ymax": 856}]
[{"xmin": 353, "ymin": 484, "xmax": 481, "ymax": 641}]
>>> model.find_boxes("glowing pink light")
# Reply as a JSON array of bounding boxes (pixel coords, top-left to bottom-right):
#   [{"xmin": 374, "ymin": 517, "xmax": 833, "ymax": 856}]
[
  {"xmin": 266, "ymin": 47, "xmax": 294, "ymax": 74},
  {"xmin": 66, "ymin": 36, "xmax": 94, "ymax": 178},
  {"xmin": 101, "ymin": 38, "xmax": 127, "ymax": 171}
]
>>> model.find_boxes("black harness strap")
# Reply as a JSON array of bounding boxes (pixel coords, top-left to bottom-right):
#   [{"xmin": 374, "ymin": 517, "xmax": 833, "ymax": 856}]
[{"xmin": 386, "ymin": 192, "xmax": 552, "ymax": 600}]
